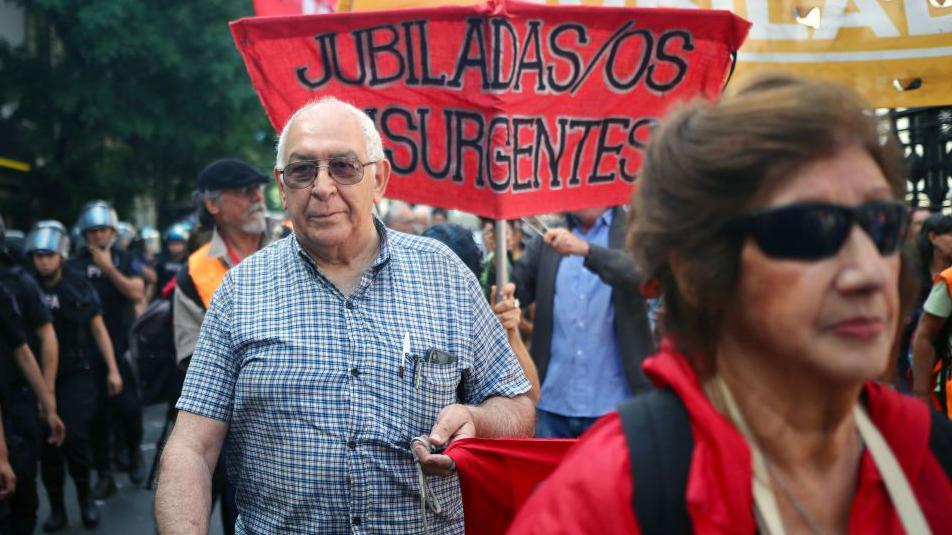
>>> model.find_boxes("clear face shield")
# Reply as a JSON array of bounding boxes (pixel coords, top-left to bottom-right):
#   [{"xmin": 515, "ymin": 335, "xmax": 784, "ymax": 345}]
[
  {"xmin": 140, "ymin": 228, "xmax": 161, "ymax": 256},
  {"xmin": 77, "ymin": 203, "xmax": 119, "ymax": 235},
  {"xmin": 116, "ymin": 222, "xmax": 136, "ymax": 251},
  {"xmin": 25, "ymin": 224, "xmax": 70, "ymax": 259}
]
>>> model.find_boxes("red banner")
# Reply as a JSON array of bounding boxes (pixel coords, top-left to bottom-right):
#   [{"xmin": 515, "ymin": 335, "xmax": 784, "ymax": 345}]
[
  {"xmin": 447, "ymin": 437, "xmax": 576, "ymax": 535},
  {"xmin": 232, "ymin": 1, "xmax": 749, "ymax": 219},
  {"xmin": 253, "ymin": 0, "xmax": 337, "ymax": 16}
]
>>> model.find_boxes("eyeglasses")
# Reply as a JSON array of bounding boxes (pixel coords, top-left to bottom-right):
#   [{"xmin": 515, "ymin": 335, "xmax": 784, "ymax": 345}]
[
  {"xmin": 279, "ymin": 157, "xmax": 376, "ymax": 189},
  {"xmin": 727, "ymin": 201, "xmax": 909, "ymax": 260}
]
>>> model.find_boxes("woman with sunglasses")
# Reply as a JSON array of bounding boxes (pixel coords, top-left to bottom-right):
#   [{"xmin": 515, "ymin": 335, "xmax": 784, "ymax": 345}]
[{"xmin": 507, "ymin": 73, "xmax": 952, "ymax": 534}]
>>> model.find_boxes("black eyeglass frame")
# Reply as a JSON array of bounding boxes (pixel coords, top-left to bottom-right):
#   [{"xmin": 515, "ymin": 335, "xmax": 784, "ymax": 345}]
[
  {"xmin": 278, "ymin": 157, "xmax": 378, "ymax": 189},
  {"xmin": 725, "ymin": 200, "xmax": 910, "ymax": 261}
]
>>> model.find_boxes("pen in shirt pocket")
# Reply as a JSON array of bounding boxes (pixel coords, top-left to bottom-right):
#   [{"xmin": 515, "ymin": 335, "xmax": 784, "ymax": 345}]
[{"xmin": 400, "ymin": 331, "xmax": 410, "ymax": 380}]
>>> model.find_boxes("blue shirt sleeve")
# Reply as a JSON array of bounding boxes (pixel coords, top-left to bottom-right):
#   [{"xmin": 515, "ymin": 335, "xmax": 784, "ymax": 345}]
[{"xmin": 176, "ymin": 273, "xmax": 238, "ymax": 422}]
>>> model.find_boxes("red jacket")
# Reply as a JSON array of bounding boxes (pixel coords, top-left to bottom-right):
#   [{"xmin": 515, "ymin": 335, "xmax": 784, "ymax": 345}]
[{"xmin": 507, "ymin": 344, "xmax": 952, "ymax": 534}]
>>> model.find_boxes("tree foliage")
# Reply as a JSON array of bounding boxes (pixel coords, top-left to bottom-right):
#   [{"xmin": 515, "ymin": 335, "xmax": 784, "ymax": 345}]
[{"xmin": 0, "ymin": 0, "xmax": 275, "ymax": 227}]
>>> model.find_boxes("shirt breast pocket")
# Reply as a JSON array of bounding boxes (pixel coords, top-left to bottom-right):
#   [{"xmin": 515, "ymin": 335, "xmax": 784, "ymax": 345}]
[{"xmin": 406, "ymin": 361, "xmax": 462, "ymax": 438}]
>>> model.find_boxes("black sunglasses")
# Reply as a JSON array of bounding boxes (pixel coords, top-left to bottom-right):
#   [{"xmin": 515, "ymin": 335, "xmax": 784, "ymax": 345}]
[
  {"xmin": 727, "ymin": 201, "xmax": 909, "ymax": 260},
  {"xmin": 279, "ymin": 157, "xmax": 376, "ymax": 189}
]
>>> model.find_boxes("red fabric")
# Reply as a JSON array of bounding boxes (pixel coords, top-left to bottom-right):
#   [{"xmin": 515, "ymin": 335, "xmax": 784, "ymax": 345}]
[
  {"xmin": 505, "ymin": 341, "xmax": 952, "ymax": 534},
  {"xmin": 445, "ymin": 438, "xmax": 575, "ymax": 535},
  {"xmin": 160, "ymin": 277, "xmax": 177, "ymax": 299},
  {"xmin": 230, "ymin": 2, "xmax": 750, "ymax": 219},
  {"xmin": 253, "ymin": 0, "xmax": 336, "ymax": 16}
]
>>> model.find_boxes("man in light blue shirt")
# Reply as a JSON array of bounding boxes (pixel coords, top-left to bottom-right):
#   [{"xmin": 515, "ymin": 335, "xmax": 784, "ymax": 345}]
[
  {"xmin": 514, "ymin": 206, "xmax": 655, "ymax": 438},
  {"xmin": 155, "ymin": 97, "xmax": 534, "ymax": 534}
]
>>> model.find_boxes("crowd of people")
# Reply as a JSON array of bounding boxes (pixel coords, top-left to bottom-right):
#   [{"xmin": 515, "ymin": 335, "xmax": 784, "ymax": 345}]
[
  {"xmin": 2, "ymin": 71, "xmax": 952, "ymax": 534},
  {"xmin": 0, "ymin": 201, "xmax": 150, "ymax": 533}
]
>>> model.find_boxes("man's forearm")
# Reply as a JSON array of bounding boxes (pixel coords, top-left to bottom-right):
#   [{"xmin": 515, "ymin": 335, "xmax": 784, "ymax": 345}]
[
  {"xmin": 91, "ymin": 316, "xmax": 120, "ymax": 374},
  {"xmin": 583, "ymin": 244, "xmax": 644, "ymax": 288},
  {"xmin": 507, "ymin": 332, "xmax": 539, "ymax": 404},
  {"xmin": 37, "ymin": 324, "xmax": 59, "ymax": 393},
  {"xmin": 469, "ymin": 394, "xmax": 535, "ymax": 438},
  {"xmin": 13, "ymin": 344, "xmax": 56, "ymax": 414},
  {"xmin": 104, "ymin": 264, "xmax": 145, "ymax": 302},
  {"xmin": 155, "ymin": 441, "xmax": 215, "ymax": 534}
]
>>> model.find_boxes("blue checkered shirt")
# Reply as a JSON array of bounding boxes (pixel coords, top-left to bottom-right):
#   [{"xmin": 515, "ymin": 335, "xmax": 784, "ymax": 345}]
[{"xmin": 176, "ymin": 220, "xmax": 530, "ymax": 534}]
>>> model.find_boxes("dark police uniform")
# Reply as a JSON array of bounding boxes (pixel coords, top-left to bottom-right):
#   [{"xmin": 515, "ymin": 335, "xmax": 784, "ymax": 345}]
[
  {"xmin": 0, "ymin": 260, "xmax": 53, "ymax": 535},
  {"xmin": 0, "ymin": 285, "xmax": 33, "ymax": 535},
  {"xmin": 67, "ymin": 246, "xmax": 143, "ymax": 480},
  {"xmin": 154, "ymin": 250, "xmax": 185, "ymax": 297},
  {"xmin": 36, "ymin": 267, "xmax": 101, "ymax": 518}
]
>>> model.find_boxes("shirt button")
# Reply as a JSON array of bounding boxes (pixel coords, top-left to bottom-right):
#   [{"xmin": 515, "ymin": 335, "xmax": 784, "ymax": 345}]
[
  {"xmin": 345, "ymin": 300, "xmax": 355, "ymax": 310},
  {"xmin": 348, "ymin": 440, "xmax": 357, "ymax": 450},
  {"xmin": 351, "ymin": 367, "xmax": 360, "ymax": 377},
  {"xmin": 352, "ymin": 516, "xmax": 362, "ymax": 526}
]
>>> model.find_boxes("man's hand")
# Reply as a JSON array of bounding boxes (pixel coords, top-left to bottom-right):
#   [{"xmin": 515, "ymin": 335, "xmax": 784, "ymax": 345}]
[
  {"xmin": 414, "ymin": 404, "xmax": 476, "ymax": 477},
  {"xmin": 544, "ymin": 228, "xmax": 589, "ymax": 257},
  {"xmin": 0, "ymin": 457, "xmax": 15, "ymax": 499},
  {"xmin": 490, "ymin": 283, "xmax": 521, "ymax": 332},
  {"xmin": 107, "ymin": 370, "xmax": 123, "ymax": 396},
  {"xmin": 89, "ymin": 246, "xmax": 114, "ymax": 271},
  {"xmin": 46, "ymin": 412, "xmax": 65, "ymax": 446}
]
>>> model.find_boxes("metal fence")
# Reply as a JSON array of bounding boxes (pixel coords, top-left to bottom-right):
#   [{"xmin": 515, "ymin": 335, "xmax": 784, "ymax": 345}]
[{"xmin": 889, "ymin": 107, "xmax": 952, "ymax": 212}]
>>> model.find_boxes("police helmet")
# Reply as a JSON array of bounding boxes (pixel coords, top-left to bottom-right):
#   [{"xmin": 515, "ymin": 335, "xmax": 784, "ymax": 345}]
[
  {"xmin": 140, "ymin": 226, "xmax": 160, "ymax": 255},
  {"xmin": 77, "ymin": 200, "xmax": 119, "ymax": 234},
  {"xmin": 116, "ymin": 221, "xmax": 136, "ymax": 250},
  {"xmin": 25, "ymin": 220, "xmax": 70, "ymax": 258},
  {"xmin": 165, "ymin": 224, "xmax": 190, "ymax": 243}
]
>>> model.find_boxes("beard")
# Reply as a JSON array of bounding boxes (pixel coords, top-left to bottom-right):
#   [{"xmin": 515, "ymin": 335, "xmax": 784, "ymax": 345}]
[{"xmin": 241, "ymin": 205, "xmax": 267, "ymax": 235}]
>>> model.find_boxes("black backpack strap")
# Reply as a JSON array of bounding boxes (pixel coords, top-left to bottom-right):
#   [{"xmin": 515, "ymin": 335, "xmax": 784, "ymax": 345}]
[
  {"xmin": 928, "ymin": 408, "xmax": 952, "ymax": 483},
  {"xmin": 617, "ymin": 388, "xmax": 694, "ymax": 535},
  {"xmin": 174, "ymin": 264, "xmax": 204, "ymax": 310}
]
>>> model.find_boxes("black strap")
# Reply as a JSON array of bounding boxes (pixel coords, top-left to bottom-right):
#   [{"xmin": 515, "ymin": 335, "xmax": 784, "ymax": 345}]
[
  {"xmin": 722, "ymin": 50, "xmax": 738, "ymax": 92},
  {"xmin": 618, "ymin": 388, "xmax": 694, "ymax": 535},
  {"xmin": 174, "ymin": 264, "xmax": 204, "ymax": 311},
  {"xmin": 928, "ymin": 408, "xmax": 952, "ymax": 483}
]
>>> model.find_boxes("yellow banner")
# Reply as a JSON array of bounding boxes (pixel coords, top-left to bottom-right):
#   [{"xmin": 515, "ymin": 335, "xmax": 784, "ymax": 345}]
[{"xmin": 342, "ymin": 0, "xmax": 952, "ymax": 107}]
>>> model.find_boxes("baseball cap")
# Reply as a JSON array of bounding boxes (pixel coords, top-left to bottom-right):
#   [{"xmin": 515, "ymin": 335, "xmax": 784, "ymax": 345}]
[{"xmin": 197, "ymin": 158, "xmax": 269, "ymax": 192}]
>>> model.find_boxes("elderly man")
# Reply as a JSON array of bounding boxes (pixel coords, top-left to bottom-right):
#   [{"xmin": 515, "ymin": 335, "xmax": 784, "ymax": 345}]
[
  {"xmin": 171, "ymin": 158, "xmax": 276, "ymax": 535},
  {"xmin": 173, "ymin": 159, "xmax": 275, "ymax": 370},
  {"xmin": 155, "ymin": 97, "xmax": 533, "ymax": 534}
]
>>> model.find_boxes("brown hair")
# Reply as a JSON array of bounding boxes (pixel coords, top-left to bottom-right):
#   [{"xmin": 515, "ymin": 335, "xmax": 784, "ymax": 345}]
[{"xmin": 629, "ymin": 73, "xmax": 908, "ymax": 373}]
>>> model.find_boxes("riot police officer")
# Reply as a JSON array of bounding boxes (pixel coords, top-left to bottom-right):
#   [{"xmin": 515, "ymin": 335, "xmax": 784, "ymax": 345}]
[
  {"xmin": 0, "ymin": 220, "xmax": 59, "ymax": 399},
  {"xmin": 154, "ymin": 224, "xmax": 189, "ymax": 297},
  {"xmin": 28, "ymin": 221, "xmax": 124, "ymax": 531},
  {"xmin": 0, "ymin": 283, "xmax": 25, "ymax": 535},
  {"xmin": 0, "ymin": 405, "xmax": 16, "ymax": 535},
  {"xmin": 0, "ymin": 216, "xmax": 64, "ymax": 535},
  {"xmin": 67, "ymin": 201, "xmax": 145, "ymax": 496}
]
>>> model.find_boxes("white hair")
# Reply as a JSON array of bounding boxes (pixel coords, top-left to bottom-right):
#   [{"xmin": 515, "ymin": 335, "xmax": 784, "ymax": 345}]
[{"xmin": 275, "ymin": 96, "xmax": 385, "ymax": 169}]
